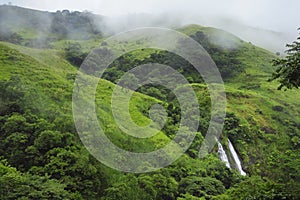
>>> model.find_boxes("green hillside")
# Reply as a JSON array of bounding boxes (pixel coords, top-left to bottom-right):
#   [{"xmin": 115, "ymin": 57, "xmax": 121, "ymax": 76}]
[
  {"xmin": 0, "ymin": 7, "xmax": 300, "ymax": 200},
  {"xmin": 180, "ymin": 24, "xmax": 300, "ymax": 178},
  {"xmin": 0, "ymin": 5, "xmax": 103, "ymax": 48}
]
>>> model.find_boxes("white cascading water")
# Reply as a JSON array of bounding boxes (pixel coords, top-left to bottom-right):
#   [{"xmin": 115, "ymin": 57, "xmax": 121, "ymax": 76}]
[
  {"xmin": 228, "ymin": 139, "xmax": 246, "ymax": 176},
  {"xmin": 216, "ymin": 139, "xmax": 231, "ymax": 168}
]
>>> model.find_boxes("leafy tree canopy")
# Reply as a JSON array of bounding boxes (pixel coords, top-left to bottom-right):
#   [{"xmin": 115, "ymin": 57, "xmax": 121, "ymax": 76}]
[{"xmin": 270, "ymin": 28, "xmax": 300, "ymax": 90}]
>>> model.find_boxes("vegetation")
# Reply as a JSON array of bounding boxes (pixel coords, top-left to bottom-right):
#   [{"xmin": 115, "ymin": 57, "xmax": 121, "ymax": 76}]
[
  {"xmin": 270, "ymin": 28, "xmax": 300, "ymax": 90},
  {"xmin": 0, "ymin": 7, "xmax": 300, "ymax": 200},
  {"xmin": 64, "ymin": 42, "xmax": 88, "ymax": 67},
  {"xmin": 0, "ymin": 5, "xmax": 103, "ymax": 48}
]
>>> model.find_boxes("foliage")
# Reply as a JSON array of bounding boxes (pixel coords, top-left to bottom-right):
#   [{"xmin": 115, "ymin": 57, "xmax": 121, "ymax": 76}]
[
  {"xmin": 64, "ymin": 42, "xmax": 88, "ymax": 67},
  {"xmin": 223, "ymin": 176, "xmax": 300, "ymax": 200},
  {"xmin": 190, "ymin": 31, "xmax": 244, "ymax": 79},
  {"xmin": 0, "ymin": 31, "xmax": 24, "ymax": 45},
  {"xmin": 0, "ymin": 17, "xmax": 300, "ymax": 199},
  {"xmin": 50, "ymin": 10, "xmax": 102, "ymax": 39},
  {"xmin": 0, "ymin": 160, "xmax": 77, "ymax": 200},
  {"xmin": 270, "ymin": 28, "xmax": 300, "ymax": 90},
  {"xmin": 179, "ymin": 176, "xmax": 225, "ymax": 198},
  {"xmin": 0, "ymin": 76, "xmax": 26, "ymax": 115}
]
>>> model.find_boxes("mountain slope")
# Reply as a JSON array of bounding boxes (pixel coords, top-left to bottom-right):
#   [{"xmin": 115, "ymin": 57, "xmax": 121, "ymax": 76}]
[
  {"xmin": 0, "ymin": 5, "xmax": 103, "ymax": 48},
  {"xmin": 0, "ymin": 7, "xmax": 300, "ymax": 199},
  {"xmin": 179, "ymin": 24, "xmax": 300, "ymax": 176},
  {"xmin": 0, "ymin": 41, "xmax": 181, "ymax": 199}
]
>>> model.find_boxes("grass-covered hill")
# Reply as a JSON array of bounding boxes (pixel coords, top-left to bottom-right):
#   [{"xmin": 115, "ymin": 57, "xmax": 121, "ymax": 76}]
[
  {"xmin": 0, "ymin": 5, "xmax": 103, "ymax": 48},
  {"xmin": 0, "ymin": 6, "xmax": 300, "ymax": 200}
]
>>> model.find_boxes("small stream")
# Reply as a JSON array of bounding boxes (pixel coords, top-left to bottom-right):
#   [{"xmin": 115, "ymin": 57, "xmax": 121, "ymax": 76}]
[
  {"xmin": 217, "ymin": 140, "xmax": 231, "ymax": 168},
  {"xmin": 228, "ymin": 139, "xmax": 246, "ymax": 176},
  {"xmin": 216, "ymin": 138, "xmax": 246, "ymax": 176}
]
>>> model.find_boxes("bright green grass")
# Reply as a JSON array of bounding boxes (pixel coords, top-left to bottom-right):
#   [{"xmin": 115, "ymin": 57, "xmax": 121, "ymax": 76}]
[
  {"xmin": 176, "ymin": 25, "xmax": 300, "ymax": 175},
  {"xmin": 94, "ymin": 79, "xmax": 170, "ymax": 152},
  {"xmin": 2, "ymin": 25, "xmax": 300, "ymax": 175},
  {"xmin": 0, "ymin": 41, "xmax": 171, "ymax": 154},
  {"xmin": 51, "ymin": 39, "xmax": 103, "ymax": 51}
]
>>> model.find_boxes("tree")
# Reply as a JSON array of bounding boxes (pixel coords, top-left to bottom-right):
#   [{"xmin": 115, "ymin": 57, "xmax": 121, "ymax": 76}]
[
  {"xmin": 223, "ymin": 176, "xmax": 297, "ymax": 200},
  {"xmin": 64, "ymin": 43, "xmax": 87, "ymax": 67},
  {"xmin": 0, "ymin": 160, "xmax": 76, "ymax": 200},
  {"xmin": 0, "ymin": 76, "xmax": 26, "ymax": 115},
  {"xmin": 178, "ymin": 176, "xmax": 226, "ymax": 198},
  {"xmin": 118, "ymin": 73, "xmax": 139, "ymax": 91},
  {"xmin": 270, "ymin": 28, "xmax": 300, "ymax": 90},
  {"xmin": 34, "ymin": 130, "xmax": 64, "ymax": 154},
  {"xmin": 8, "ymin": 32, "xmax": 23, "ymax": 45},
  {"xmin": 102, "ymin": 175, "xmax": 152, "ymax": 200}
]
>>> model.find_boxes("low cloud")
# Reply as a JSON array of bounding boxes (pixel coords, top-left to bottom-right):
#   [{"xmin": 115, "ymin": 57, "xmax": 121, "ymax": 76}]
[{"xmin": 3, "ymin": 0, "xmax": 300, "ymax": 52}]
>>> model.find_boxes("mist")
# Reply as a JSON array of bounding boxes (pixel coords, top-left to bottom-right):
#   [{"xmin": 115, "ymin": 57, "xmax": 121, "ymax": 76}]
[
  {"xmin": 100, "ymin": 12, "xmax": 297, "ymax": 53},
  {"xmin": 2, "ymin": 0, "xmax": 300, "ymax": 52}
]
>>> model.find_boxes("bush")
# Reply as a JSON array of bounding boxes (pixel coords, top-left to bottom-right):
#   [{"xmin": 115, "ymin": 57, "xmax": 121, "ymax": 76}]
[{"xmin": 64, "ymin": 43, "xmax": 87, "ymax": 67}]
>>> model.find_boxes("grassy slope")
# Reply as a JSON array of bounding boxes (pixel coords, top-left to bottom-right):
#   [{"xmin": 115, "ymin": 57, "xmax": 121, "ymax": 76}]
[
  {"xmin": 2, "ymin": 24, "xmax": 300, "ymax": 179},
  {"xmin": 179, "ymin": 24, "xmax": 300, "ymax": 176},
  {"xmin": 0, "ymin": 41, "xmax": 170, "ymax": 154}
]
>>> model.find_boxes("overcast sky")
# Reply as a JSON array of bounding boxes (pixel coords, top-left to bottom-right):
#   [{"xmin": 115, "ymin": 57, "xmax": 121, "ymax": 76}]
[{"xmin": 1, "ymin": 0, "xmax": 299, "ymax": 34}]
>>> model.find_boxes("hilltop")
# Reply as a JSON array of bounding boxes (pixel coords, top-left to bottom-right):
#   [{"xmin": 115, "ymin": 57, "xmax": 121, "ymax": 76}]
[{"xmin": 0, "ymin": 5, "xmax": 103, "ymax": 47}]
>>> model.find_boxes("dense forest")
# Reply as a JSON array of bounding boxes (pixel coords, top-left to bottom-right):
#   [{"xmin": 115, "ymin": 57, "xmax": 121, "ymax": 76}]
[{"xmin": 0, "ymin": 5, "xmax": 300, "ymax": 200}]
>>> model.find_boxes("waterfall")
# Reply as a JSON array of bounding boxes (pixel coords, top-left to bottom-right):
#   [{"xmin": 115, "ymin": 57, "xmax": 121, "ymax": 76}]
[
  {"xmin": 228, "ymin": 139, "xmax": 246, "ymax": 176},
  {"xmin": 216, "ymin": 139, "xmax": 231, "ymax": 168}
]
